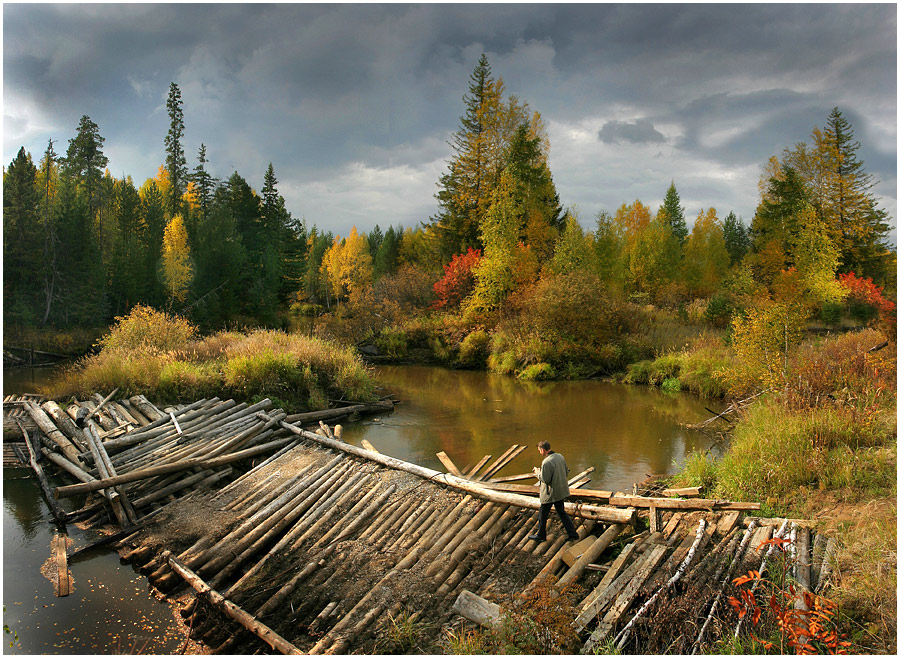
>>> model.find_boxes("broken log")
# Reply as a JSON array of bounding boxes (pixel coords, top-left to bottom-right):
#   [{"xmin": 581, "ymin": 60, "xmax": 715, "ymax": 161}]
[
  {"xmin": 451, "ymin": 589, "xmax": 501, "ymax": 628},
  {"xmin": 163, "ymin": 551, "xmax": 301, "ymax": 654}
]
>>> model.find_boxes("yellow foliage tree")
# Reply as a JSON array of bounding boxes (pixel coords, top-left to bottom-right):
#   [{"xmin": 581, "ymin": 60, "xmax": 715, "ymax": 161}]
[
  {"xmin": 320, "ymin": 226, "xmax": 373, "ymax": 303},
  {"xmin": 683, "ymin": 208, "xmax": 730, "ymax": 298},
  {"xmin": 162, "ymin": 214, "xmax": 192, "ymax": 303}
]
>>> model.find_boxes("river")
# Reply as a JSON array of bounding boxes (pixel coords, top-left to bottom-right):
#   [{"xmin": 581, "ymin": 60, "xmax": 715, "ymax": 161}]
[{"xmin": 3, "ymin": 364, "xmax": 714, "ymax": 652}]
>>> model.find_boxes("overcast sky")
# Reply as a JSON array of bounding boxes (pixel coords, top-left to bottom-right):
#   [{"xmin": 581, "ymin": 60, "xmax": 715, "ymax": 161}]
[{"xmin": 4, "ymin": 3, "xmax": 897, "ymax": 242}]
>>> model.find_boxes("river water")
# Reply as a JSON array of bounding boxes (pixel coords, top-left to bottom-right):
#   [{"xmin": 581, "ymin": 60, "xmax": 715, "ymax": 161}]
[{"xmin": 2, "ymin": 364, "xmax": 714, "ymax": 652}]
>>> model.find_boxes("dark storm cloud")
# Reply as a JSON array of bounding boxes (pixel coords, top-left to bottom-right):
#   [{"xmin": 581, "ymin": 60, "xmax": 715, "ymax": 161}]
[
  {"xmin": 3, "ymin": 4, "xmax": 896, "ymax": 237},
  {"xmin": 598, "ymin": 119, "xmax": 666, "ymax": 145}
]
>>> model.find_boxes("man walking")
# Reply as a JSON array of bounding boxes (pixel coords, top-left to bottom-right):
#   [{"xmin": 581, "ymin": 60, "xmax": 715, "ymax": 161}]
[{"xmin": 528, "ymin": 441, "xmax": 579, "ymax": 541}]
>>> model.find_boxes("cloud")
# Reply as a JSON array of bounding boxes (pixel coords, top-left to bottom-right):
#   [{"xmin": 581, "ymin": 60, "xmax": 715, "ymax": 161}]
[{"xmin": 598, "ymin": 119, "xmax": 666, "ymax": 145}]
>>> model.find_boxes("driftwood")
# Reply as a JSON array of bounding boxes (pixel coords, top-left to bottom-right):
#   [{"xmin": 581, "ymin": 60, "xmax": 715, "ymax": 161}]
[
  {"xmin": 163, "ymin": 551, "xmax": 301, "ymax": 655},
  {"xmin": 53, "ymin": 531, "xmax": 71, "ymax": 597},
  {"xmin": 452, "ymin": 589, "xmax": 501, "ymax": 627}
]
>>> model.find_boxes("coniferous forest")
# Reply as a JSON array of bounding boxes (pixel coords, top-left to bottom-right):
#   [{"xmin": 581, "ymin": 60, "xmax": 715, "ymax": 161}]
[{"xmin": 4, "ymin": 59, "xmax": 894, "ymax": 348}]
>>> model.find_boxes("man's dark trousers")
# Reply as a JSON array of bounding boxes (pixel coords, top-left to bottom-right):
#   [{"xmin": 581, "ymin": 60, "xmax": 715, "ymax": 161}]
[{"xmin": 535, "ymin": 500, "xmax": 578, "ymax": 539}]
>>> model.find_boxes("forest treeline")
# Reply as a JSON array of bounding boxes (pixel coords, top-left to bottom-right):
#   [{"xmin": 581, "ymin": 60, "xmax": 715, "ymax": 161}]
[{"xmin": 3, "ymin": 57, "xmax": 895, "ymax": 363}]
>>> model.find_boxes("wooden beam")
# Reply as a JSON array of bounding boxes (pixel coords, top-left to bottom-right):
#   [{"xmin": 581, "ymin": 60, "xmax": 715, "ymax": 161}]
[
  {"xmin": 609, "ymin": 494, "xmax": 760, "ymax": 511},
  {"xmin": 436, "ymin": 451, "xmax": 464, "ymax": 477},
  {"xmin": 163, "ymin": 551, "xmax": 301, "ymax": 654},
  {"xmin": 54, "ymin": 532, "xmax": 70, "ymax": 597}
]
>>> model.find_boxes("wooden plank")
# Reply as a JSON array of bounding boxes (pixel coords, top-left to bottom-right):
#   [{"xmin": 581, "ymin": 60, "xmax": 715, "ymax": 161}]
[
  {"xmin": 562, "ymin": 536, "xmax": 597, "ymax": 568},
  {"xmin": 479, "ymin": 444, "xmax": 526, "ymax": 481},
  {"xmin": 649, "ymin": 505, "xmax": 660, "ymax": 534},
  {"xmin": 662, "ymin": 512, "xmax": 682, "ymax": 539},
  {"xmin": 54, "ymin": 532, "xmax": 70, "ymax": 597},
  {"xmin": 583, "ymin": 544, "xmax": 669, "ymax": 649},
  {"xmin": 451, "ymin": 590, "xmax": 500, "ymax": 628},
  {"xmin": 608, "ymin": 494, "xmax": 760, "ymax": 511},
  {"xmin": 488, "ymin": 472, "xmax": 536, "ymax": 483},
  {"xmin": 576, "ymin": 540, "xmax": 643, "ymax": 630},
  {"xmin": 717, "ymin": 510, "xmax": 741, "ymax": 535},
  {"xmin": 435, "ymin": 451, "xmax": 463, "ymax": 477},
  {"xmin": 465, "ymin": 454, "xmax": 492, "ymax": 479}
]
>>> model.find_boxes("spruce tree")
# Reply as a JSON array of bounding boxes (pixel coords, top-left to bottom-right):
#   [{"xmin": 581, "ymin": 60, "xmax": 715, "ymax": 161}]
[
  {"xmin": 660, "ymin": 181, "xmax": 688, "ymax": 245},
  {"xmin": 191, "ymin": 143, "xmax": 216, "ymax": 221},
  {"xmin": 722, "ymin": 211, "xmax": 750, "ymax": 265},
  {"xmin": 165, "ymin": 82, "xmax": 188, "ymax": 217}
]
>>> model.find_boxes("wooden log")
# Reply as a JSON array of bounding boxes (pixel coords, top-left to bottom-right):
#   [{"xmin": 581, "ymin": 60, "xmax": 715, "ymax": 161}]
[
  {"xmin": 487, "ymin": 472, "xmax": 536, "ymax": 483},
  {"xmin": 614, "ymin": 519, "xmax": 707, "ymax": 650},
  {"xmin": 129, "ymin": 395, "xmax": 165, "ymax": 422},
  {"xmin": 360, "ymin": 439, "xmax": 379, "ymax": 453},
  {"xmin": 562, "ymin": 536, "xmax": 597, "ymax": 568},
  {"xmin": 18, "ymin": 420, "xmax": 68, "ymax": 526},
  {"xmin": 692, "ymin": 520, "xmax": 759, "ymax": 653},
  {"xmin": 84, "ymin": 388, "xmax": 119, "ymax": 423},
  {"xmin": 608, "ymin": 494, "xmax": 760, "ymax": 511},
  {"xmin": 582, "ymin": 543, "xmax": 669, "ymax": 652},
  {"xmin": 649, "ymin": 505, "xmax": 660, "ymax": 534},
  {"xmin": 796, "ymin": 526, "xmax": 811, "ymax": 590},
  {"xmin": 525, "ymin": 521, "xmax": 597, "ymax": 592},
  {"xmin": 24, "ymin": 401, "xmax": 83, "ymax": 464},
  {"xmin": 283, "ymin": 423, "xmax": 634, "ymax": 524},
  {"xmin": 163, "ymin": 552, "xmax": 301, "ymax": 654},
  {"xmin": 55, "ymin": 436, "xmax": 295, "ymax": 498},
  {"xmin": 574, "ymin": 540, "xmax": 647, "ymax": 632},
  {"xmin": 283, "ymin": 400, "xmax": 394, "ymax": 425},
  {"xmin": 85, "ymin": 424, "xmax": 138, "ymax": 525},
  {"xmin": 816, "ymin": 537, "xmax": 837, "ymax": 594},
  {"xmin": 662, "ymin": 486, "xmax": 702, "ymax": 498},
  {"xmin": 452, "ymin": 589, "xmax": 501, "ymax": 628},
  {"xmin": 556, "ymin": 523, "xmax": 624, "ymax": 590},
  {"xmin": 41, "ymin": 401, "xmax": 87, "ymax": 451},
  {"xmin": 576, "ymin": 538, "xmax": 643, "ymax": 623}
]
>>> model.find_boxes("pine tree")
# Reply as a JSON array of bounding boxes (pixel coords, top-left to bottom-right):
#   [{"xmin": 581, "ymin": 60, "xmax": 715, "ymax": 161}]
[{"xmin": 165, "ymin": 82, "xmax": 188, "ymax": 217}]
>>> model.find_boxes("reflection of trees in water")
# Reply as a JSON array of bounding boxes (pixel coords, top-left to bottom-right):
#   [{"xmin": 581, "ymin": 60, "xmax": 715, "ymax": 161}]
[
  {"xmin": 367, "ymin": 366, "xmax": 714, "ymax": 490},
  {"xmin": 3, "ymin": 471, "xmax": 46, "ymax": 540}
]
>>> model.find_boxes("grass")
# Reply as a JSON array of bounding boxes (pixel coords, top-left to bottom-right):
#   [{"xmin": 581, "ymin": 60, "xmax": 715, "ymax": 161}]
[
  {"xmin": 672, "ymin": 327, "xmax": 897, "ymax": 654},
  {"xmin": 46, "ymin": 306, "xmax": 376, "ymax": 410}
]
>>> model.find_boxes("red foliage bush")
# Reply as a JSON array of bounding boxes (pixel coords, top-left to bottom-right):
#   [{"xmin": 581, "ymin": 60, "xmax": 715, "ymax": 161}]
[
  {"xmin": 839, "ymin": 272, "xmax": 896, "ymax": 339},
  {"xmin": 433, "ymin": 248, "xmax": 481, "ymax": 310}
]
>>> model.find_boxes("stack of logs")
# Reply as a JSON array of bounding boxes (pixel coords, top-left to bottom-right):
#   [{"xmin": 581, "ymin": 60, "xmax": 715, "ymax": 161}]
[{"xmin": 5, "ymin": 391, "xmax": 837, "ymax": 654}]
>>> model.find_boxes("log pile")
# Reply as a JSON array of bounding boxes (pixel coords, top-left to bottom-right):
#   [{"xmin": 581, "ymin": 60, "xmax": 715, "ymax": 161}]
[{"xmin": 6, "ymin": 390, "xmax": 836, "ymax": 654}]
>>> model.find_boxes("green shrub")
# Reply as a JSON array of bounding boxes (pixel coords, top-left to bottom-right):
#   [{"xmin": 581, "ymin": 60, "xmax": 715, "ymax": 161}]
[
  {"xmin": 518, "ymin": 362, "xmax": 555, "ymax": 381},
  {"xmin": 819, "ymin": 300, "xmax": 843, "ymax": 327},
  {"xmin": 661, "ymin": 376, "xmax": 681, "ymax": 393},
  {"xmin": 704, "ymin": 294, "xmax": 735, "ymax": 328},
  {"xmin": 374, "ymin": 327, "xmax": 409, "ymax": 359},
  {"xmin": 457, "ymin": 329, "xmax": 490, "ymax": 368}
]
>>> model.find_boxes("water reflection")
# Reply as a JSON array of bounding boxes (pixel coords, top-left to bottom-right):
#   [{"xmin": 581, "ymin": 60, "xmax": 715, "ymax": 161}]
[{"xmin": 344, "ymin": 365, "xmax": 714, "ymax": 493}]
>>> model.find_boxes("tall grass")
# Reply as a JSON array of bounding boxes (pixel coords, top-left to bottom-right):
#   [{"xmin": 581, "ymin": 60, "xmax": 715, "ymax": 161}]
[{"xmin": 47, "ymin": 307, "xmax": 375, "ymax": 409}]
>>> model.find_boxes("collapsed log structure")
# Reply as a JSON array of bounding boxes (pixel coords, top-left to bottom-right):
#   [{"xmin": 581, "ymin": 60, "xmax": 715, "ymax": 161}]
[{"xmin": 4, "ymin": 391, "xmax": 837, "ymax": 654}]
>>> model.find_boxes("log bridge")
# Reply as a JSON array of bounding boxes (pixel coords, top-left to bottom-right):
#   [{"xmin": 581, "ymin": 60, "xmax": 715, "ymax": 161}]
[{"xmin": 4, "ymin": 391, "xmax": 837, "ymax": 654}]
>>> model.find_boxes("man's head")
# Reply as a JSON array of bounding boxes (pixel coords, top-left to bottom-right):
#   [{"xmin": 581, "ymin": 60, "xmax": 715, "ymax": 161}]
[{"xmin": 537, "ymin": 440, "xmax": 551, "ymax": 456}]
